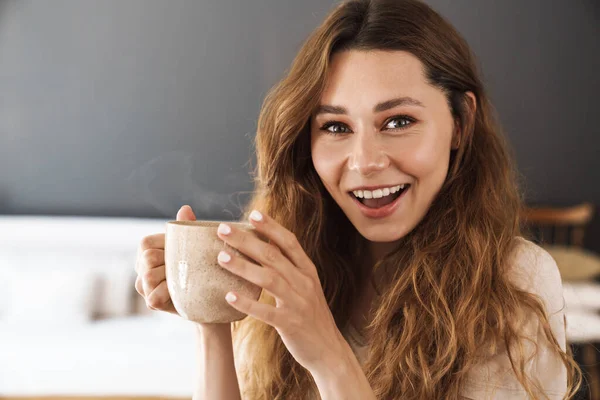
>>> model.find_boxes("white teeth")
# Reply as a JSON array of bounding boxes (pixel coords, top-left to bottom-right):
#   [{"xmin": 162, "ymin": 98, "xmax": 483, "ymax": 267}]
[{"xmin": 352, "ymin": 184, "xmax": 407, "ymax": 199}]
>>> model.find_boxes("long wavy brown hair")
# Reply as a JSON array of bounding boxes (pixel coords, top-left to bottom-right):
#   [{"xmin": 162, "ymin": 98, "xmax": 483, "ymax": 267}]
[{"xmin": 232, "ymin": 0, "xmax": 582, "ymax": 398}]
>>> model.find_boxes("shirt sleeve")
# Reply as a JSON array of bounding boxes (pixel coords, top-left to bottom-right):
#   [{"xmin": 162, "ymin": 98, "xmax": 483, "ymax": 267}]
[{"xmin": 460, "ymin": 238, "xmax": 568, "ymax": 400}]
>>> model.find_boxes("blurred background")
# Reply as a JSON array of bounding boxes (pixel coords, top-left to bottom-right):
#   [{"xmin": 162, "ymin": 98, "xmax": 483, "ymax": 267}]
[{"xmin": 0, "ymin": 0, "xmax": 598, "ymax": 399}]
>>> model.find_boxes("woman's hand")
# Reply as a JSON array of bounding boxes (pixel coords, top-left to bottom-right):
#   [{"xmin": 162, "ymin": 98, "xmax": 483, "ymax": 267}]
[
  {"xmin": 215, "ymin": 209, "xmax": 347, "ymax": 372},
  {"xmin": 134, "ymin": 205, "xmax": 197, "ymax": 316}
]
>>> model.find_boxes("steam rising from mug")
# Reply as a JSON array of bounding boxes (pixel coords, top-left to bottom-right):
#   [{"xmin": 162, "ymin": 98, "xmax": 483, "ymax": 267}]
[{"xmin": 124, "ymin": 150, "xmax": 254, "ymax": 219}]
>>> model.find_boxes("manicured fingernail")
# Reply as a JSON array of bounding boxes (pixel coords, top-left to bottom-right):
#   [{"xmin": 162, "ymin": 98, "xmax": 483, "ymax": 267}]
[
  {"xmin": 225, "ymin": 292, "xmax": 237, "ymax": 302},
  {"xmin": 218, "ymin": 223, "xmax": 231, "ymax": 235},
  {"xmin": 218, "ymin": 250, "xmax": 231, "ymax": 263},
  {"xmin": 249, "ymin": 210, "xmax": 263, "ymax": 222}
]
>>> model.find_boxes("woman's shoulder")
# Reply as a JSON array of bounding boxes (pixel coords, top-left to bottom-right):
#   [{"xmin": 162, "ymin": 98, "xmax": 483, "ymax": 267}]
[
  {"xmin": 506, "ymin": 236, "xmax": 566, "ymax": 316},
  {"xmin": 460, "ymin": 237, "xmax": 568, "ymax": 399},
  {"xmin": 509, "ymin": 236, "xmax": 558, "ymax": 274}
]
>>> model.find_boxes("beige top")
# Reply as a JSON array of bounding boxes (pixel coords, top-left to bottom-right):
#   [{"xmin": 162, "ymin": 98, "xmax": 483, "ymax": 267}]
[
  {"xmin": 237, "ymin": 237, "xmax": 569, "ymax": 399},
  {"xmin": 345, "ymin": 237, "xmax": 568, "ymax": 400},
  {"xmin": 462, "ymin": 237, "xmax": 568, "ymax": 399}
]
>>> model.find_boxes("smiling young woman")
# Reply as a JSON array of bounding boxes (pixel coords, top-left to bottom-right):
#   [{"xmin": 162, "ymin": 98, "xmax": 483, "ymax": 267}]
[{"xmin": 132, "ymin": 0, "xmax": 583, "ymax": 399}]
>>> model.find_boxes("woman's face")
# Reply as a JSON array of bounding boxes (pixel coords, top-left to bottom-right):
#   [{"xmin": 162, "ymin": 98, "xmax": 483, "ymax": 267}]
[{"xmin": 310, "ymin": 50, "xmax": 461, "ymax": 248}]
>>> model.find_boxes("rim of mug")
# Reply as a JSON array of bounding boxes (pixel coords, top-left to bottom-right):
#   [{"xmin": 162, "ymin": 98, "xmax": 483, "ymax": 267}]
[{"xmin": 166, "ymin": 220, "xmax": 253, "ymax": 228}]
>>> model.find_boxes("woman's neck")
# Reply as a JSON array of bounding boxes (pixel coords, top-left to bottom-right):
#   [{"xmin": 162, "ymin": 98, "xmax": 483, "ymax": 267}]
[
  {"xmin": 366, "ymin": 239, "xmax": 402, "ymax": 289},
  {"xmin": 368, "ymin": 240, "xmax": 401, "ymax": 265},
  {"xmin": 351, "ymin": 242, "xmax": 406, "ymax": 335},
  {"xmin": 349, "ymin": 240, "xmax": 401, "ymax": 341}
]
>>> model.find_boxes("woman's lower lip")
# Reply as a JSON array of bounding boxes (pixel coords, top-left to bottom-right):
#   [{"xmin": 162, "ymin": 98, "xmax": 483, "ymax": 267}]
[{"xmin": 351, "ymin": 188, "xmax": 407, "ymax": 219}]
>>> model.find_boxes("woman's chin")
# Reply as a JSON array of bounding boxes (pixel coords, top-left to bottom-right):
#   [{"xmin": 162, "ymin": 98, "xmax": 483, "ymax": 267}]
[{"xmin": 355, "ymin": 224, "xmax": 411, "ymax": 243}]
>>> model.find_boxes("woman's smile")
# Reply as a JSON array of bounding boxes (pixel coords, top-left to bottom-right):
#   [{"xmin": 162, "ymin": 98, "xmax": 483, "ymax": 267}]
[{"xmin": 348, "ymin": 183, "xmax": 410, "ymax": 219}]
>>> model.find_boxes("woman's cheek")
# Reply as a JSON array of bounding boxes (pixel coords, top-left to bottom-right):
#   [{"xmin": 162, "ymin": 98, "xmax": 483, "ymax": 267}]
[
  {"xmin": 394, "ymin": 145, "xmax": 436, "ymax": 177},
  {"xmin": 312, "ymin": 147, "xmax": 337, "ymax": 177},
  {"xmin": 398, "ymin": 136, "xmax": 452, "ymax": 177}
]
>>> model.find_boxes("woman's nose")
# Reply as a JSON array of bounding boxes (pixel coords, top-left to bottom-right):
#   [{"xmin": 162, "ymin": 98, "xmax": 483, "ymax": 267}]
[{"xmin": 347, "ymin": 133, "xmax": 390, "ymax": 176}]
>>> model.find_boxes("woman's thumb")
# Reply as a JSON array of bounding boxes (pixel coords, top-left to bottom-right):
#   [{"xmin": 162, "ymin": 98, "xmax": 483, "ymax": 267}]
[{"xmin": 176, "ymin": 205, "xmax": 197, "ymax": 221}]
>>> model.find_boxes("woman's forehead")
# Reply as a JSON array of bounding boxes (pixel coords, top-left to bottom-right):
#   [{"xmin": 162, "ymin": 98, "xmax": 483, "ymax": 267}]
[
  {"xmin": 318, "ymin": 50, "xmax": 438, "ymax": 113},
  {"xmin": 326, "ymin": 50, "xmax": 426, "ymax": 85}
]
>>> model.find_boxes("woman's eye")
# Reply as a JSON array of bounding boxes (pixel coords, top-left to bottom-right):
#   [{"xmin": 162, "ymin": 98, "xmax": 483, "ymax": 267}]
[
  {"xmin": 385, "ymin": 116, "xmax": 413, "ymax": 130},
  {"xmin": 320, "ymin": 122, "xmax": 351, "ymax": 135},
  {"xmin": 319, "ymin": 116, "xmax": 414, "ymax": 135}
]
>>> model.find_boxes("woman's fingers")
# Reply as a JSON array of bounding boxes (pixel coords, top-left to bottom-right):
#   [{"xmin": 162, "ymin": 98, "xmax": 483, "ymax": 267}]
[
  {"xmin": 136, "ymin": 234, "xmax": 165, "ymax": 273},
  {"xmin": 135, "ymin": 275, "xmax": 144, "ymax": 296},
  {"xmin": 134, "ymin": 243, "xmax": 173, "ymax": 313},
  {"xmin": 141, "ymin": 276, "xmax": 177, "ymax": 314},
  {"xmin": 134, "ymin": 204, "xmax": 195, "ymax": 314},
  {"xmin": 142, "ymin": 262, "xmax": 166, "ymax": 297},
  {"xmin": 225, "ymin": 292, "xmax": 280, "ymax": 327},
  {"xmin": 176, "ymin": 204, "xmax": 196, "ymax": 221},
  {"xmin": 218, "ymin": 250, "xmax": 289, "ymax": 301},
  {"xmin": 146, "ymin": 280, "xmax": 171, "ymax": 310}
]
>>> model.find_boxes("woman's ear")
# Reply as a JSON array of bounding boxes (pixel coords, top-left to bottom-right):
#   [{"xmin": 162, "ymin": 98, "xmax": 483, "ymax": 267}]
[{"xmin": 451, "ymin": 91, "xmax": 477, "ymax": 150}]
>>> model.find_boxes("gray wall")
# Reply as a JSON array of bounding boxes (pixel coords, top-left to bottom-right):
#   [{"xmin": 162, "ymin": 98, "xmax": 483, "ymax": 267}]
[{"xmin": 0, "ymin": 0, "xmax": 599, "ymax": 250}]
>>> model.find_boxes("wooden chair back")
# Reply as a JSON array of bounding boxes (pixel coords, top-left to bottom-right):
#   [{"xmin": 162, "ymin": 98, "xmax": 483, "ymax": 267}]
[{"xmin": 520, "ymin": 202, "xmax": 595, "ymax": 248}]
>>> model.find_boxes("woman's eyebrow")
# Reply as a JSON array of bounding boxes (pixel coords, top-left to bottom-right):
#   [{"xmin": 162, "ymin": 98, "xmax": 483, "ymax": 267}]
[{"xmin": 314, "ymin": 96, "xmax": 425, "ymax": 116}]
